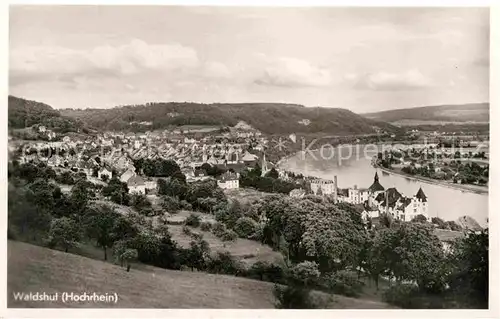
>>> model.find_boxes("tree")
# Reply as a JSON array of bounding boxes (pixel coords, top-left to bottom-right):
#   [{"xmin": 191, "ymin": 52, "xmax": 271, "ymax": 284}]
[
  {"xmin": 160, "ymin": 195, "xmax": 180, "ymax": 213},
  {"xmin": 447, "ymin": 229, "xmax": 488, "ymax": 307},
  {"xmin": 288, "ymin": 261, "xmax": 321, "ymax": 288},
  {"xmin": 26, "ymin": 178, "xmax": 56, "ymax": 212},
  {"xmin": 83, "ymin": 204, "xmax": 129, "ymax": 260},
  {"xmin": 206, "ymin": 251, "xmax": 243, "ymax": 275},
  {"xmin": 265, "ymin": 168, "xmax": 279, "ymax": 179},
  {"xmin": 411, "ymin": 214, "xmax": 428, "ymax": 223},
  {"xmin": 183, "ymin": 239, "xmax": 210, "ymax": 271},
  {"xmin": 130, "ymin": 193, "xmax": 151, "ymax": 211},
  {"xmin": 121, "ymin": 249, "xmax": 139, "ymax": 272},
  {"xmin": 113, "ymin": 239, "xmax": 131, "ymax": 267},
  {"xmin": 8, "ymin": 184, "xmax": 52, "ymax": 241},
  {"xmin": 371, "ymin": 223, "xmax": 446, "ymax": 292},
  {"xmin": 185, "ymin": 213, "xmax": 201, "ymax": 228},
  {"xmin": 446, "ymin": 220, "xmax": 463, "ymax": 231},
  {"xmin": 47, "ymin": 217, "xmax": 81, "ymax": 253},
  {"xmin": 70, "ymin": 179, "xmax": 93, "ymax": 214},
  {"xmin": 431, "ymin": 217, "xmax": 447, "ymax": 229},
  {"xmin": 158, "ymin": 178, "xmax": 188, "ymax": 199},
  {"xmin": 301, "ymin": 203, "xmax": 368, "ymax": 272},
  {"xmin": 274, "ymin": 261, "xmax": 321, "ymax": 309},
  {"xmin": 234, "ymin": 217, "xmax": 258, "ymax": 239},
  {"xmin": 102, "ymin": 177, "xmax": 130, "ymax": 205}
]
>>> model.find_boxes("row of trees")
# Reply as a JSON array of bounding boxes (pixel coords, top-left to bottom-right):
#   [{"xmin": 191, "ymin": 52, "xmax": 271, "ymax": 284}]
[
  {"xmin": 252, "ymin": 194, "xmax": 488, "ymax": 308},
  {"xmin": 239, "ymin": 165, "xmax": 302, "ymax": 194}
]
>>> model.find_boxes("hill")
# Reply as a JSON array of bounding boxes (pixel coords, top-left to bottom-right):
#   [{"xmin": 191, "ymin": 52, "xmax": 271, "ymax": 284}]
[
  {"xmin": 8, "ymin": 95, "xmax": 87, "ymax": 133},
  {"xmin": 60, "ymin": 102, "xmax": 398, "ymax": 135},
  {"xmin": 7, "ymin": 241, "xmax": 394, "ymax": 309},
  {"xmin": 362, "ymin": 103, "xmax": 489, "ymax": 126}
]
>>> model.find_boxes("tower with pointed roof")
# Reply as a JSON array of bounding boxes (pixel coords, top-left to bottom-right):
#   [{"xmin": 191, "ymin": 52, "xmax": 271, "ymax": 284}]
[
  {"xmin": 415, "ymin": 187, "xmax": 427, "ymax": 202},
  {"xmin": 368, "ymin": 172, "xmax": 385, "ymax": 193}
]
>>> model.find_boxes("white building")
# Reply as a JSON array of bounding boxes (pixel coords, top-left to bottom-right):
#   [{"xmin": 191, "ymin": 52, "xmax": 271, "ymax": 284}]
[
  {"xmin": 310, "ymin": 176, "xmax": 337, "ymax": 199},
  {"xmin": 398, "ymin": 187, "xmax": 429, "ymax": 222},
  {"xmin": 371, "ymin": 187, "xmax": 429, "ymax": 222},
  {"xmin": 120, "ymin": 168, "xmax": 137, "ymax": 183},
  {"xmin": 98, "ymin": 167, "xmax": 112, "ymax": 180},
  {"xmin": 145, "ymin": 178, "xmax": 158, "ymax": 193},
  {"xmin": 348, "ymin": 186, "xmax": 370, "ymax": 204},
  {"xmin": 217, "ymin": 172, "xmax": 239, "ymax": 189},
  {"xmin": 127, "ymin": 176, "xmax": 146, "ymax": 194}
]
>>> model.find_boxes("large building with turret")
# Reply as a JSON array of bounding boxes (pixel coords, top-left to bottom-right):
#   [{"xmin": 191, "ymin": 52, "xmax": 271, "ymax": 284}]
[{"xmin": 340, "ymin": 172, "xmax": 430, "ymax": 222}]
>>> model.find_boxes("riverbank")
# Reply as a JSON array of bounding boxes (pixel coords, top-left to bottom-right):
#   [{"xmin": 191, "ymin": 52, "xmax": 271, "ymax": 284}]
[
  {"xmin": 277, "ymin": 147, "xmax": 488, "ymax": 195},
  {"xmin": 375, "ymin": 165, "xmax": 489, "ymax": 195}
]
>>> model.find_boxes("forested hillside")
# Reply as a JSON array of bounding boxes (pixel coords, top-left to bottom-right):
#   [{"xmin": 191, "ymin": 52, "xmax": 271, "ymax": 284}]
[
  {"xmin": 60, "ymin": 102, "xmax": 398, "ymax": 135},
  {"xmin": 363, "ymin": 103, "xmax": 489, "ymax": 125},
  {"xmin": 8, "ymin": 96, "xmax": 86, "ymax": 133}
]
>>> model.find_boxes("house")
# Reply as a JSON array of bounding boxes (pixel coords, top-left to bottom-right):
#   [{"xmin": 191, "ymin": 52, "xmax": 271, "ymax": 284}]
[
  {"xmin": 348, "ymin": 185, "xmax": 369, "ymax": 204},
  {"xmin": 400, "ymin": 187, "xmax": 429, "ymax": 221},
  {"xmin": 38, "ymin": 125, "xmax": 46, "ymax": 133},
  {"xmin": 127, "ymin": 176, "xmax": 146, "ymax": 194},
  {"xmin": 310, "ymin": 176, "xmax": 337, "ymax": 199},
  {"xmin": 120, "ymin": 168, "xmax": 137, "ymax": 183},
  {"xmin": 98, "ymin": 167, "xmax": 112, "ymax": 180},
  {"xmin": 241, "ymin": 151, "xmax": 258, "ymax": 166},
  {"xmin": 145, "ymin": 178, "xmax": 158, "ymax": 193},
  {"xmin": 434, "ymin": 229, "xmax": 464, "ymax": 253},
  {"xmin": 217, "ymin": 172, "xmax": 239, "ymax": 189}
]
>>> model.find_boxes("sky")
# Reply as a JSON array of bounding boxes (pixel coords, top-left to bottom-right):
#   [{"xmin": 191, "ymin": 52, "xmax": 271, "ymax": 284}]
[{"xmin": 9, "ymin": 6, "xmax": 489, "ymax": 112}]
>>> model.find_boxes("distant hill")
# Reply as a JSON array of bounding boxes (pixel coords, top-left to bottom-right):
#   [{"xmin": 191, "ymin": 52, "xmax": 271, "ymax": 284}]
[
  {"xmin": 8, "ymin": 241, "xmax": 394, "ymax": 308},
  {"xmin": 363, "ymin": 103, "xmax": 489, "ymax": 126},
  {"xmin": 60, "ymin": 102, "xmax": 398, "ymax": 135},
  {"xmin": 8, "ymin": 96, "xmax": 87, "ymax": 133}
]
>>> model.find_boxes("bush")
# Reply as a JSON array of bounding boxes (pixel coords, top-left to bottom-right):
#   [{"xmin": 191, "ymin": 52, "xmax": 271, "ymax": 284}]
[
  {"xmin": 190, "ymin": 231, "xmax": 203, "ymax": 241},
  {"xmin": 383, "ymin": 283, "xmax": 422, "ymax": 308},
  {"xmin": 185, "ymin": 213, "xmax": 201, "ymax": 228},
  {"xmin": 212, "ymin": 222, "xmax": 226, "ymax": 237},
  {"xmin": 287, "ymin": 261, "xmax": 320, "ymax": 288},
  {"xmin": 446, "ymin": 220, "xmax": 463, "ymax": 231},
  {"xmin": 220, "ymin": 229, "xmax": 238, "ymax": 242},
  {"xmin": 206, "ymin": 251, "xmax": 244, "ymax": 275},
  {"xmin": 248, "ymin": 261, "xmax": 285, "ymax": 283},
  {"xmin": 179, "ymin": 200, "xmax": 192, "ymax": 210},
  {"xmin": 200, "ymin": 221, "xmax": 212, "ymax": 231},
  {"xmin": 182, "ymin": 225, "xmax": 192, "ymax": 236},
  {"xmin": 323, "ymin": 270, "xmax": 364, "ymax": 297},
  {"xmin": 234, "ymin": 217, "xmax": 258, "ymax": 239},
  {"xmin": 431, "ymin": 217, "xmax": 447, "ymax": 229},
  {"xmin": 273, "ymin": 285, "xmax": 316, "ymax": 309},
  {"xmin": 161, "ymin": 196, "xmax": 180, "ymax": 213}
]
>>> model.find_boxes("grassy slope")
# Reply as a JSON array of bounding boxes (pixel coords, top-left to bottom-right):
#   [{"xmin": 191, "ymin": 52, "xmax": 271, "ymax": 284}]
[
  {"xmin": 168, "ymin": 224, "xmax": 284, "ymax": 266},
  {"xmin": 362, "ymin": 103, "xmax": 489, "ymax": 124},
  {"xmin": 8, "ymin": 241, "xmax": 394, "ymax": 309}
]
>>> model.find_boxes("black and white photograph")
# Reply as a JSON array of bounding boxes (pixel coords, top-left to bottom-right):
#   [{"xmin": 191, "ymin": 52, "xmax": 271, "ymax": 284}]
[{"xmin": 3, "ymin": 3, "xmax": 495, "ymax": 314}]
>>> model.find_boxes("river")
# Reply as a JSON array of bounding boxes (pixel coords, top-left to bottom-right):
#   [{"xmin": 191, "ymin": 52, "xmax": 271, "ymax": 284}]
[{"xmin": 279, "ymin": 144, "xmax": 488, "ymax": 226}]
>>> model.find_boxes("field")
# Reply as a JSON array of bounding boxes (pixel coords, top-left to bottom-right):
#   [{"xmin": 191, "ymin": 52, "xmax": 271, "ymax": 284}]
[
  {"xmin": 7, "ymin": 241, "xmax": 395, "ymax": 309},
  {"xmin": 224, "ymin": 188, "xmax": 272, "ymax": 204},
  {"xmin": 391, "ymin": 119, "xmax": 489, "ymax": 126}
]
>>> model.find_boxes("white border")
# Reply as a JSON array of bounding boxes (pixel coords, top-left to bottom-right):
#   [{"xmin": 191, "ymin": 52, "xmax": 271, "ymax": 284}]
[{"xmin": 1, "ymin": 2, "xmax": 498, "ymax": 319}]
